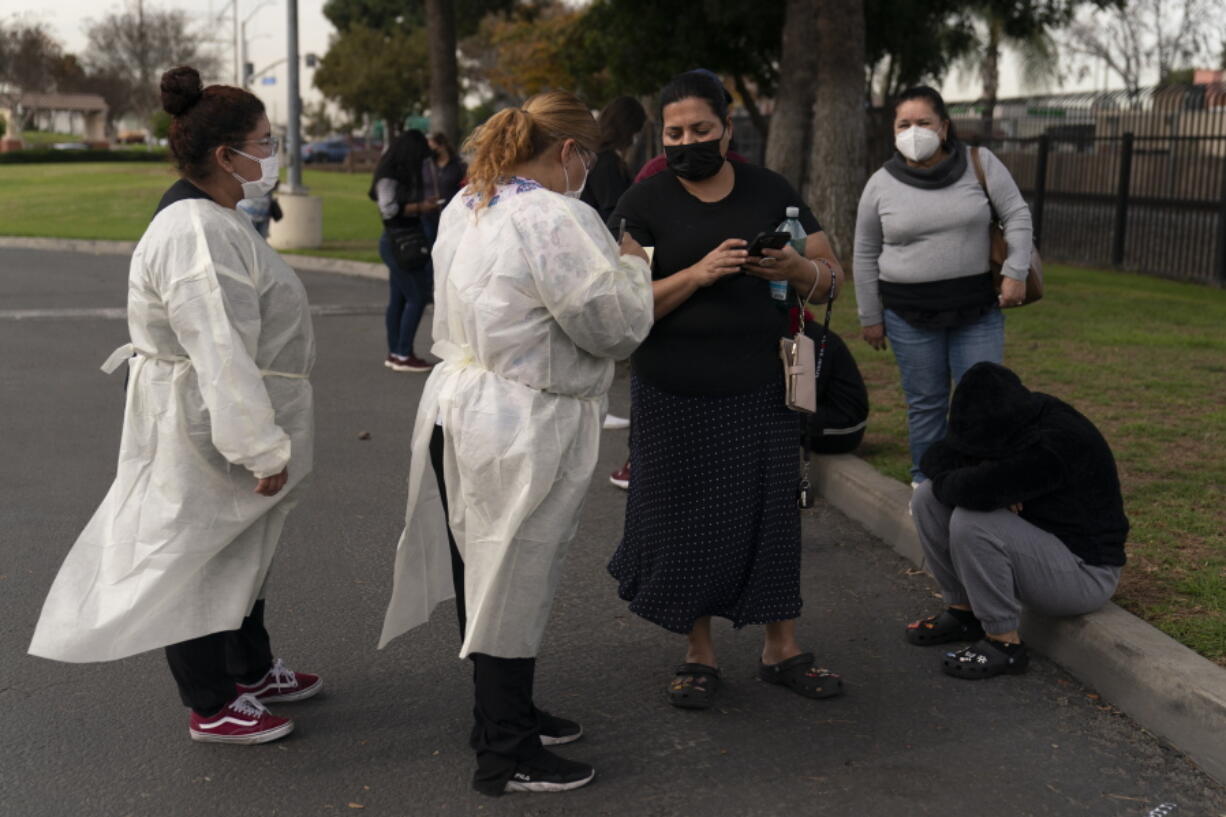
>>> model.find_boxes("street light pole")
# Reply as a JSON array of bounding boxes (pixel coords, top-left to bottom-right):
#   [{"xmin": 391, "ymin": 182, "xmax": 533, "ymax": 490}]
[
  {"xmin": 285, "ymin": 0, "xmax": 304, "ymax": 193},
  {"xmin": 232, "ymin": 0, "xmax": 240, "ymax": 86},
  {"xmin": 240, "ymin": 0, "xmax": 276, "ymax": 89}
]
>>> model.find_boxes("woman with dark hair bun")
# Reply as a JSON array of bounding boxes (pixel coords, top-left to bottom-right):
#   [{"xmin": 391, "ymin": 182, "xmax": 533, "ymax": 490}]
[
  {"xmin": 607, "ymin": 69, "xmax": 846, "ymax": 710},
  {"xmin": 30, "ymin": 66, "xmax": 321, "ymax": 746},
  {"xmin": 853, "ymin": 85, "xmax": 1033, "ymax": 484}
]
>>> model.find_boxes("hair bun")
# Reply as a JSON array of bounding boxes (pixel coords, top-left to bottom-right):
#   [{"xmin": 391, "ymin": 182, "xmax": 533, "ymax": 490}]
[{"xmin": 161, "ymin": 66, "xmax": 203, "ymax": 117}]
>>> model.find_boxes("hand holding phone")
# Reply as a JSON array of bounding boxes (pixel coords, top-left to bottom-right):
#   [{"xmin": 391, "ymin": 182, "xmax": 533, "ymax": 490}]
[{"xmin": 746, "ymin": 231, "xmax": 792, "ymax": 258}]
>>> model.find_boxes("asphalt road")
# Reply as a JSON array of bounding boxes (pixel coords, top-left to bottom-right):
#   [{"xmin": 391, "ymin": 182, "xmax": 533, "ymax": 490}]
[{"xmin": 1, "ymin": 248, "xmax": 1224, "ymax": 817}]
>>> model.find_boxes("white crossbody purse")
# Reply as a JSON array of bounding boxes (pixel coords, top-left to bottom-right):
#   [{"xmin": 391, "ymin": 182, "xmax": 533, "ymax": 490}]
[{"xmin": 779, "ymin": 260, "xmax": 836, "ymax": 415}]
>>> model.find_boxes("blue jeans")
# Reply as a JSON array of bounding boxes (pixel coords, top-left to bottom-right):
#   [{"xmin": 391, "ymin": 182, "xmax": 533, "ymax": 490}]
[
  {"xmin": 379, "ymin": 231, "xmax": 434, "ymax": 358},
  {"xmin": 883, "ymin": 308, "xmax": 1005, "ymax": 482}
]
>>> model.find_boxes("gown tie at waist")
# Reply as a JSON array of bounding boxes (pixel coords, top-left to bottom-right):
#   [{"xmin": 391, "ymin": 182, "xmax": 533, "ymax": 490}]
[{"xmin": 101, "ymin": 343, "xmax": 309, "ymax": 379}]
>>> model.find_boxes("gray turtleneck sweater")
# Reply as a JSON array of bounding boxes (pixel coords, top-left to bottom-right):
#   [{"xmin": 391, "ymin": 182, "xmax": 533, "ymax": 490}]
[{"xmin": 853, "ymin": 146, "xmax": 1033, "ymax": 327}]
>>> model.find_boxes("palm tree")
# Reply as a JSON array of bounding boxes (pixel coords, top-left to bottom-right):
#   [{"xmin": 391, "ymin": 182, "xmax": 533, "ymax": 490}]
[
  {"xmin": 960, "ymin": 1, "xmax": 1065, "ymax": 142},
  {"xmin": 425, "ymin": 0, "xmax": 459, "ymax": 145}
]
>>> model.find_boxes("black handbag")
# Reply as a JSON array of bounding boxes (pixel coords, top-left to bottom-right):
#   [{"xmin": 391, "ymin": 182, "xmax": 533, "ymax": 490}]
[{"xmin": 387, "ymin": 223, "xmax": 431, "ymax": 271}]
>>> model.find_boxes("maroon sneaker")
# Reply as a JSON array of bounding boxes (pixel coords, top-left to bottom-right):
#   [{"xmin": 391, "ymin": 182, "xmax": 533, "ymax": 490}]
[
  {"xmin": 188, "ymin": 693, "xmax": 294, "ymax": 744},
  {"xmin": 386, "ymin": 354, "xmax": 411, "ymax": 371},
  {"xmin": 236, "ymin": 658, "xmax": 322, "ymax": 703},
  {"xmin": 401, "ymin": 355, "xmax": 435, "ymax": 373},
  {"xmin": 609, "ymin": 461, "xmax": 630, "ymax": 490}
]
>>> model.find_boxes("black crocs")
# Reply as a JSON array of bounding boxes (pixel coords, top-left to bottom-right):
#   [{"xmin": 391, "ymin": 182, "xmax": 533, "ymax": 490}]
[
  {"xmin": 758, "ymin": 653, "xmax": 844, "ymax": 699},
  {"xmin": 942, "ymin": 639, "xmax": 1029, "ymax": 679},
  {"xmin": 668, "ymin": 663, "xmax": 721, "ymax": 709},
  {"xmin": 905, "ymin": 609, "xmax": 986, "ymax": 646}
]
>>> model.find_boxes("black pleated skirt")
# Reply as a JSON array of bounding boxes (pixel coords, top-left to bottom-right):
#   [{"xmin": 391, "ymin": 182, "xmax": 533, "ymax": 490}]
[{"xmin": 608, "ymin": 375, "xmax": 803, "ymax": 634}]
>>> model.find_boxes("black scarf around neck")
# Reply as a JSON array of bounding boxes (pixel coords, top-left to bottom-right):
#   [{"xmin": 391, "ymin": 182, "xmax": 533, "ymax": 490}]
[{"xmin": 883, "ymin": 141, "xmax": 967, "ymax": 190}]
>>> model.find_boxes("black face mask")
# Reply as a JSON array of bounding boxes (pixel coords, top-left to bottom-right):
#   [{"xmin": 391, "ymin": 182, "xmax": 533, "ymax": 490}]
[{"xmin": 664, "ymin": 134, "xmax": 726, "ymax": 181}]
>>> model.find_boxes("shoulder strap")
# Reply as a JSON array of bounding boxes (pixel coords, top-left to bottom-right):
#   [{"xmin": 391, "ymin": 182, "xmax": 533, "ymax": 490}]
[
  {"xmin": 970, "ymin": 146, "xmax": 987, "ymax": 191},
  {"xmin": 969, "ymin": 146, "xmax": 998, "ymax": 221}
]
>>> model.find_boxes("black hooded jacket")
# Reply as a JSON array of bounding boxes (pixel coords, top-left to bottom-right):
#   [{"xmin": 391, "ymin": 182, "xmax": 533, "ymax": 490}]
[{"xmin": 920, "ymin": 362, "xmax": 1128, "ymax": 566}]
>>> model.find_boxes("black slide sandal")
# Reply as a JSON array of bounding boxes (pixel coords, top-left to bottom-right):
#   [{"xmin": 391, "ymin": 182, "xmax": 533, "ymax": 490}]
[
  {"xmin": 758, "ymin": 653, "xmax": 844, "ymax": 699},
  {"xmin": 668, "ymin": 663, "xmax": 721, "ymax": 709}
]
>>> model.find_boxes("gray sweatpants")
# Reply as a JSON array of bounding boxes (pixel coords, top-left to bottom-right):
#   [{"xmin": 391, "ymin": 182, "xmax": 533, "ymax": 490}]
[{"xmin": 911, "ymin": 481, "xmax": 1121, "ymax": 635}]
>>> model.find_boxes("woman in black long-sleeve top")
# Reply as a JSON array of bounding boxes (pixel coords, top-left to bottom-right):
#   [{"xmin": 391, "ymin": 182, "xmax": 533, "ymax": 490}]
[{"xmin": 580, "ymin": 96, "xmax": 646, "ymax": 224}]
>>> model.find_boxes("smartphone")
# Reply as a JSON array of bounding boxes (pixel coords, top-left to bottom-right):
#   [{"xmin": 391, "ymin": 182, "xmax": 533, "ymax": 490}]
[
  {"xmin": 617, "ymin": 217, "xmax": 628, "ymax": 242},
  {"xmin": 746, "ymin": 231, "xmax": 792, "ymax": 257}
]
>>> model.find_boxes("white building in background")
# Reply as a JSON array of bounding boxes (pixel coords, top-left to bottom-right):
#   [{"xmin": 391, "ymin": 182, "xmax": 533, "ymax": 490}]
[{"xmin": 1, "ymin": 93, "xmax": 109, "ymax": 145}]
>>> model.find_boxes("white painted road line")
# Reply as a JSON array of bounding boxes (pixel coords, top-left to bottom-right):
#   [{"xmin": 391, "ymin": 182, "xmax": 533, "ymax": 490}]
[{"xmin": 0, "ymin": 304, "xmax": 386, "ymax": 321}]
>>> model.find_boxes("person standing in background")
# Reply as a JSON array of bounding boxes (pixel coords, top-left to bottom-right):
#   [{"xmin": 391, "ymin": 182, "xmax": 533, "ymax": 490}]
[
  {"xmin": 422, "ymin": 132, "xmax": 468, "ymax": 242},
  {"xmin": 372, "ymin": 130, "xmax": 438, "ymax": 373},
  {"xmin": 583, "ymin": 97, "xmax": 649, "ymax": 455},
  {"xmin": 581, "ymin": 96, "xmax": 647, "ymax": 223},
  {"xmin": 853, "ymin": 85, "xmax": 1032, "ymax": 484}
]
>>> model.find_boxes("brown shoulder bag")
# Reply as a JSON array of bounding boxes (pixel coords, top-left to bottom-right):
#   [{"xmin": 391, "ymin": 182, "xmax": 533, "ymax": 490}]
[{"xmin": 970, "ymin": 146, "xmax": 1044, "ymax": 306}]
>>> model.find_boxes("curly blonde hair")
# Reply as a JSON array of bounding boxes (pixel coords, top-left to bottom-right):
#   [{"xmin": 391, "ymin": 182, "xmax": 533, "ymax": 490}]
[{"xmin": 462, "ymin": 90, "xmax": 599, "ymax": 209}]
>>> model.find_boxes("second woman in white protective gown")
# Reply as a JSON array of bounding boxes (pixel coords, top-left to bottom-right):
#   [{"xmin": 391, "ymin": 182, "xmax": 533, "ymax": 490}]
[{"xmin": 378, "ymin": 91, "xmax": 654, "ymax": 797}]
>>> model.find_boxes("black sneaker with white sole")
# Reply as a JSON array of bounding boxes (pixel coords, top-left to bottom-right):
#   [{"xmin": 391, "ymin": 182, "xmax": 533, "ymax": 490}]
[
  {"xmin": 537, "ymin": 709, "xmax": 582, "ymax": 746},
  {"xmin": 503, "ymin": 750, "xmax": 596, "ymax": 793}
]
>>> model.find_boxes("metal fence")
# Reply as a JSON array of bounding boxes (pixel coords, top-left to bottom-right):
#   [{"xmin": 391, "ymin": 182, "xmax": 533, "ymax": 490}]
[{"xmin": 940, "ymin": 85, "xmax": 1226, "ymax": 286}]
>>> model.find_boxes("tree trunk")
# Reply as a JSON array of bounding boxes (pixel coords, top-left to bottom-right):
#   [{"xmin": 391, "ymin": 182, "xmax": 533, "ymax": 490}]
[
  {"xmin": 765, "ymin": 0, "xmax": 820, "ymax": 191},
  {"xmin": 425, "ymin": 0, "xmax": 459, "ymax": 144},
  {"xmin": 979, "ymin": 16, "xmax": 1001, "ymax": 144},
  {"xmin": 732, "ymin": 73, "xmax": 770, "ymax": 149},
  {"xmin": 806, "ymin": 0, "xmax": 866, "ymax": 268}
]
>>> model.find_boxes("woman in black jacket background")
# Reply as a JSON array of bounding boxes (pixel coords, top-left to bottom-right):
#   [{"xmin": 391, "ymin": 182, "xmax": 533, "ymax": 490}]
[
  {"xmin": 904, "ymin": 362, "xmax": 1128, "ymax": 678},
  {"xmin": 371, "ymin": 129, "xmax": 436, "ymax": 372},
  {"xmin": 580, "ymin": 96, "xmax": 647, "ymax": 224}
]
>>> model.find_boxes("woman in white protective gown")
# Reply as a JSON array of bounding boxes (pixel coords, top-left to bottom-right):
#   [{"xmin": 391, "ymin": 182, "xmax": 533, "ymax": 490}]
[
  {"xmin": 29, "ymin": 67, "xmax": 321, "ymax": 745},
  {"xmin": 377, "ymin": 91, "xmax": 654, "ymax": 796}
]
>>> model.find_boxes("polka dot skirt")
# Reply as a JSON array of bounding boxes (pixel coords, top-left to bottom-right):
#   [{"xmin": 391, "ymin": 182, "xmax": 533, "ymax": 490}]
[{"xmin": 608, "ymin": 375, "xmax": 803, "ymax": 634}]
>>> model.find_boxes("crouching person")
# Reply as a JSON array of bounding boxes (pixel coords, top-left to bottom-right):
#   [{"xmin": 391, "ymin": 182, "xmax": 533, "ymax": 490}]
[{"xmin": 905, "ymin": 362, "xmax": 1128, "ymax": 679}]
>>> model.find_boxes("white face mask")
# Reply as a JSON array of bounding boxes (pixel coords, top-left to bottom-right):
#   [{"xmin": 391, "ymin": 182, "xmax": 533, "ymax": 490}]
[
  {"xmin": 895, "ymin": 125, "xmax": 943, "ymax": 163},
  {"xmin": 230, "ymin": 147, "xmax": 279, "ymax": 198},
  {"xmin": 562, "ymin": 150, "xmax": 590, "ymax": 199}
]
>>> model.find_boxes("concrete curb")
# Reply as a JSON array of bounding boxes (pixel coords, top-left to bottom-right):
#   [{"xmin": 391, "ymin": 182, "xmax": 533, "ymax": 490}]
[
  {"xmin": 812, "ymin": 453, "xmax": 1226, "ymax": 785},
  {"xmin": 0, "ymin": 236, "xmax": 387, "ymax": 281},
  {"xmin": 279, "ymin": 253, "xmax": 386, "ymax": 280},
  {"xmin": 0, "ymin": 236, "xmax": 137, "ymax": 256}
]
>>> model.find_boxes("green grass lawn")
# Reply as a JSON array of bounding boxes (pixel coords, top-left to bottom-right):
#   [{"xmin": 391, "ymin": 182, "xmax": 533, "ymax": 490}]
[
  {"xmin": 0, "ymin": 161, "xmax": 383, "ymax": 261},
  {"xmin": 834, "ymin": 268, "xmax": 1226, "ymax": 664},
  {"xmin": 3, "ymin": 162, "xmax": 1223, "ymax": 663}
]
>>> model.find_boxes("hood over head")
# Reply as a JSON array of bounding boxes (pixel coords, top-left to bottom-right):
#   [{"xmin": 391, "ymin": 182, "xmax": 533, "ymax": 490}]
[{"xmin": 945, "ymin": 362, "xmax": 1046, "ymax": 458}]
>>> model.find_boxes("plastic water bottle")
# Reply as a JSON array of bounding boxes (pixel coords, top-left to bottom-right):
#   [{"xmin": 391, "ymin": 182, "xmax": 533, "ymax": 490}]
[{"xmin": 774, "ymin": 206, "xmax": 806, "ymax": 302}]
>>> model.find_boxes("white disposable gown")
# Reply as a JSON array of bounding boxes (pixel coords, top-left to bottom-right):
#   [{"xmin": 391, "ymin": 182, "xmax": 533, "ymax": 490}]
[
  {"xmin": 29, "ymin": 196, "xmax": 315, "ymax": 663},
  {"xmin": 378, "ymin": 179, "xmax": 653, "ymax": 658}
]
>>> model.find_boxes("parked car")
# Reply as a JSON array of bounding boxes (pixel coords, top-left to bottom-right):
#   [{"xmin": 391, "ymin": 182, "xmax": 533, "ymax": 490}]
[
  {"xmin": 51, "ymin": 142, "xmax": 89, "ymax": 151},
  {"xmin": 302, "ymin": 139, "xmax": 350, "ymax": 163}
]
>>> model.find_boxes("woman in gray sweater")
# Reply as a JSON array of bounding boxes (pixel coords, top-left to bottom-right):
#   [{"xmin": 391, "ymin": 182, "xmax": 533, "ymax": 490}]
[{"xmin": 853, "ymin": 85, "xmax": 1033, "ymax": 483}]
